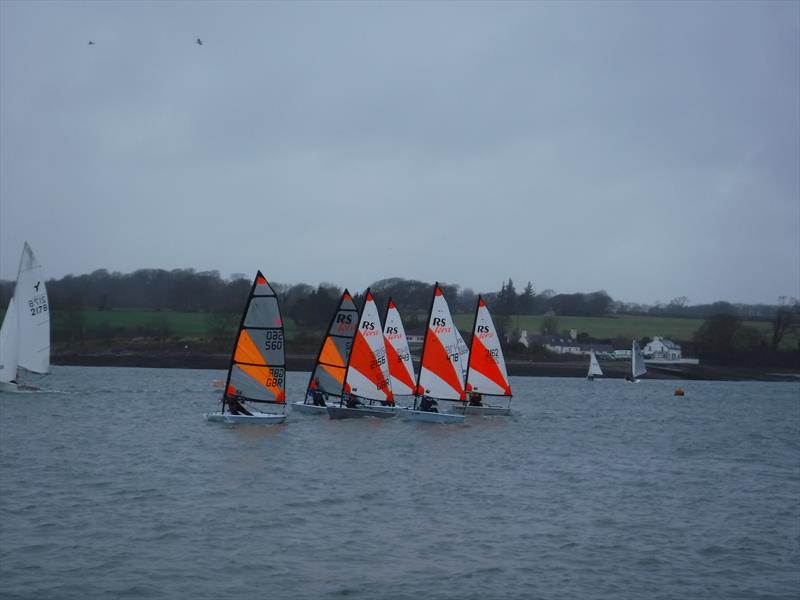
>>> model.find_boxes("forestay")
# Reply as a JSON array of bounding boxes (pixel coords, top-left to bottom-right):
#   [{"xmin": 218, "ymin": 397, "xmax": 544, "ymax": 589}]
[
  {"xmin": 306, "ymin": 290, "xmax": 358, "ymax": 399},
  {"xmin": 344, "ymin": 290, "xmax": 392, "ymax": 403},
  {"xmin": 416, "ymin": 284, "xmax": 465, "ymax": 401},
  {"xmin": 465, "ymin": 297, "xmax": 512, "ymax": 397},
  {"xmin": 383, "ymin": 299, "xmax": 416, "ymax": 396},
  {"xmin": 224, "ymin": 272, "xmax": 286, "ymax": 404}
]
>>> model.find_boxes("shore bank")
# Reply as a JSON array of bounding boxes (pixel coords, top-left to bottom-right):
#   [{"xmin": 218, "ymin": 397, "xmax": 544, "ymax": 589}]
[{"xmin": 51, "ymin": 352, "xmax": 800, "ymax": 382}]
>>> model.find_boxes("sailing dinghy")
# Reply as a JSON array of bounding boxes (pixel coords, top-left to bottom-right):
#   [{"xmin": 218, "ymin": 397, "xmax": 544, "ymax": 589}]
[
  {"xmin": 404, "ymin": 283, "xmax": 465, "ymax": 424},
  {"xmin": 0, "ymin": 242, "xmax": 50, "ymax": 393},
  {"xmin": 292, "ymin": 290, "xmax": 358, "ymax": 415},
  {"xmin": 205, "ymin": 272, "xmax": 287, "ymax": 424},
  {"xmin": 378, "ymin": 298, "xmax": 416, "ymax": 413},
  {"xmin": 451, "ymin": 296, "xmax": 512, "ymax": 416},
  {"xmin": 626, "ymin": 340, "xmax": 647, "ymax": 383},
  {"xmin": 586, "ymin": 350, "xmax": 603, "ymax": 381},
  {"xmin": 327, "ymin": 289, "xmax": 395, "ymax": 419}
]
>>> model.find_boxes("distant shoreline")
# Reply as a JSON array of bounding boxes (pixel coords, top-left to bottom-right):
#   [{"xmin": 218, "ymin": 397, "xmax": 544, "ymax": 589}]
[{"xmin": 51, "ymin": 352, "xmax": 800, "ymax": 382}]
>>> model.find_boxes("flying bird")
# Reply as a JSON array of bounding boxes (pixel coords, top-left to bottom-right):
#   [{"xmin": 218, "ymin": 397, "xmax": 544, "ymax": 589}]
[
  {"xmin": 88, "ymin": 41, "xmax": 94, "ymax": 45},
  {"xmin": 196, "ymin": 38, "xmax": 203, "ymax": 45}
]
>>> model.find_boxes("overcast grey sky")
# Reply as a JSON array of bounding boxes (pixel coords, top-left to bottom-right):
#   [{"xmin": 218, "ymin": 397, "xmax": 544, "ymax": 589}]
[{"xmin": 1, "ymin": 0, "xmax": 797, "ymax": 305}]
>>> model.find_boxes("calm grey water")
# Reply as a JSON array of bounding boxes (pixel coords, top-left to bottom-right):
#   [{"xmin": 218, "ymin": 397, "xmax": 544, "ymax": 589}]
[{"xmin": 1, "ymin": 367, "xmax": 798, "ymax": 599}]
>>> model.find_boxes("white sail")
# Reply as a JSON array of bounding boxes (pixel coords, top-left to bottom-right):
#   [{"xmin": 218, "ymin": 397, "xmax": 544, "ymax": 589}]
[
  {"xmin": 344, "ymin": 290, "xmax": 392, "ymax": 402},
  {"xmin": 632, "ymin": 341, "xmax": 647, "ymax": 378},
  {"xmin": 0, "ymin": 296, "xmax": 20, "ymax": 383},
  {"xmin": 588, "ymin": 350, "xmax": 603, "ymax": 377},
  {"xmin": 454, "ymin": 327, "xmax": 469, "ymax": 379},
  {"xmin": 14, "ymin": 243, "xmax": 50, "ymax": 374},
  {"xmin": 417, "ymin": 284, "xmax": 465, "ymax": 401},
  {"xmin": 465, "ymin": 296, "xmax": 511, "ymax": 397},
  {"xmin": 383, "ymin": 299, "xmax": 416, "ymax": 396}
]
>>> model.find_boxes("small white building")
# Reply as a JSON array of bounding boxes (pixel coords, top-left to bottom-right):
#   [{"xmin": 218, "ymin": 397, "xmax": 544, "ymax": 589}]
[{"xmin": 643, "ymin": 337, "xmax": 682, "ymax": 360}]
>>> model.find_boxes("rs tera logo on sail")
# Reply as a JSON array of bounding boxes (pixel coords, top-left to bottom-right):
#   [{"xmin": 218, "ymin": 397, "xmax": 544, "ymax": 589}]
[
  {"xmin": 476, "ymin": 324, "xmax": 493, "ymax": 340},
  {"xmin": 431, "ymin": 317, "xmax": 451, "ymax": 334}
]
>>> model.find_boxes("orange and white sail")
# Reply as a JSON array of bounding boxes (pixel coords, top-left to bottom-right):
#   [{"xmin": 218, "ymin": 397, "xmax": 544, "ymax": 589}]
[
  {"xmin": 465, "ymin": 296, "xmax": 511, "ymax": 397},
  {"xmin": 306, "ymin": 290, "xmax": 358, "ymax": 399},
  {"xmin": 416, "ymin": 284, "xmax": 465, "ymax": 401},
  {"xmin": 383, "ymin": 298, "xmax": 416, "ymax": 396},
  {"xmin": 224, "ymin": 271, "xmax": 286, "ymax": 404},
  {"xmin": 344, "ymin": 290, "xmax": 392, "ymax": 403}
]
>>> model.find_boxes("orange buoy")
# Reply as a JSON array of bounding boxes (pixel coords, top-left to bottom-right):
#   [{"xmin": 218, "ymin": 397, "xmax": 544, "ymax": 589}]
[{"xmin": 674, "ymin": 388, "xmax": 685, "ymax": 396}]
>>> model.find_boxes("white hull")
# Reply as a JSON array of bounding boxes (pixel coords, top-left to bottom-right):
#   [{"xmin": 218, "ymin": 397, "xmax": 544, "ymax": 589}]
[
  {"xmin": 0, "ymin": 381, "xmax": 40, "ymax": 393},
  {"xmin": 326, "ymin": 406, "xmax": 396, "ymax": 419},
  {"xmin": 448, "ymin": 404, "xmax": 511, "ymax": 416},
  {"xmin": 291, "ymin": 401, "xmax": 329, "ymax": 415},
  {"xmin": 205, "ymin": 411, "xmax": 286, "ymax": 424},
  {"xmin": 364, "ymin": 404, "xmax": 410, "ymax": 414},
  {"xmin": 404, "ymin": 410, "xmax": 465, "ymax": 424}
]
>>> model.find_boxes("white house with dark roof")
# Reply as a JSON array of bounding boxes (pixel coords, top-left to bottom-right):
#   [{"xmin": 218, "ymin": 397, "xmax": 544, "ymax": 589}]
[{"xmin": 643, "ymin": 337, "xmax": 682, "ymax": 360}]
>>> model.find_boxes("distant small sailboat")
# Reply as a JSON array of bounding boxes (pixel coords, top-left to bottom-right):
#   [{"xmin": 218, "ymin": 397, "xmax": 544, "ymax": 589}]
[
  {"xmin": 328, "ymin": 289, "xmax": 395, "ymax": 419},
  {"xmin": 454, "ymin": 296, "xmax": 512, "ymax": 416},
  {"xmin": 404, "ymin": 283, "xmax": 465, "ymax": 424},
  {"xmin": 292, "ymin": 290, "xmax": 358, "ymax": 415},
  {"xmin": 205, "ymin": 272, "xmax": 286, "ymax": 423},
  {"xmin": 0, "ymin": 242, "xmax": 50, "ymax": 393},
  {"xmin": 587, "ymin": 350, "xmax": 603, "ymax": 381},
  {"xmin": 625, "ymin": 340, "xmax": 647, "ymax": 383}
]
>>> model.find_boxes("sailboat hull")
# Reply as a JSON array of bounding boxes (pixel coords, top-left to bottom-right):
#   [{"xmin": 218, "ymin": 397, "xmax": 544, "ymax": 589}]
[
  {"xmin": 205, "ymin": 412, "xmax": 286, "ymax": 424},
  {"xmin": 448, "ymin": 404, "xmax": 511, "ymax": 416},
  {"xmin": 0, "ymin": 381, "xmax": 40, "ymax": 393},
  {"xmin": 291, "ymin": 401, "xmax": 329, "ymax": 415},
  {"xmin": 404, "ymin": 410, "xmax": 465, "ymax": 424},
  {"xmin": 326, "ymin": 406, "xmax": 396, "ymax": 419}
]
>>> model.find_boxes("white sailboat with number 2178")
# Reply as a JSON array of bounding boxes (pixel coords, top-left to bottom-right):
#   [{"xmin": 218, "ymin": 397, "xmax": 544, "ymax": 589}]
[{"xmin": 0, "ymin": 242, "xmax": 50, "ymax": 393}]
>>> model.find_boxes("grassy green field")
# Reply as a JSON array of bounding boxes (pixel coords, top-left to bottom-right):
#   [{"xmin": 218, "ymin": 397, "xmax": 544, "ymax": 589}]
[
  {"xmin": 1, "ymin": 307, "xmax": 791, "ymax": 348},
  {"xmin": 452, "ymin": 313, "xmax": 782, "ymax": 344}
]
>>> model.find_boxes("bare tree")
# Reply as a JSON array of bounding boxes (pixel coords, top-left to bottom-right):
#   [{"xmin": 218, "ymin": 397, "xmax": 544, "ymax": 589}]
[{"xmin": 771, "ymin": 297, "xmax": 799, "ymax": 351}]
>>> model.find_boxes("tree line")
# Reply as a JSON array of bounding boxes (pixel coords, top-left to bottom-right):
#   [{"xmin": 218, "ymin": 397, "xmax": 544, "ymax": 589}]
[
  {"xmin": 1, "ymin": 270, "xmax": 796, "ymax": 355},
  {"xmin": 0, "ymin": 269, "xmax": 791, "ymax": 322}
]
